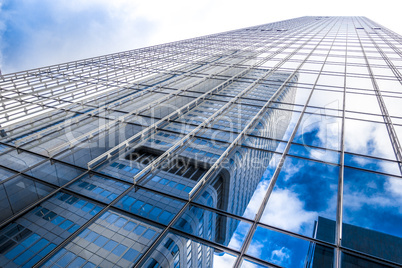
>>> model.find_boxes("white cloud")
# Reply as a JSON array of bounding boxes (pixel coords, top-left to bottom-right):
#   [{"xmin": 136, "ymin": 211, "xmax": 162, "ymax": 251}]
[
  {"xmin": 343, "ymin": 176, "xmax": 402, "ymax": 217},
  {"xmin": 213, "ymin": 252, "xmax": 237, "ymax": 267},
  {"xmin": 242, "ymin": 180, "xmax": 269, "ymax": 219},
  {"xmin": 384, "ymin": 177, "xmax": 402, "ymax": 213},
  {"xmin": 270, "ymin": 247, "xmax": 291, "ymax": 264},
  {"xmin": 240, "ymin": 260, "xmax": 264, "ymax": 268},
  {"xmin": 247, "ymin": 239, "xmax": 264, "ymax": 258},
  {"xmin": 261, "ymin": 188, "xmax": 318, "ymax": 234}
]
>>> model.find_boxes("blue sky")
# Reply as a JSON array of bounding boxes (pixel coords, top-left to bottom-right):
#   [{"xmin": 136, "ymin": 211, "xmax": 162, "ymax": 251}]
[{"xmin": 1, "ymin": 0, "xmax": 401, "ymax": 74}]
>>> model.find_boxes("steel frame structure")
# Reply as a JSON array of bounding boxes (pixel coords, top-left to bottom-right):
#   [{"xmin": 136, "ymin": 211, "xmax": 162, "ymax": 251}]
[{"xmin": 0, "ymin": 16, "xmax": 401, "ymax": 268}]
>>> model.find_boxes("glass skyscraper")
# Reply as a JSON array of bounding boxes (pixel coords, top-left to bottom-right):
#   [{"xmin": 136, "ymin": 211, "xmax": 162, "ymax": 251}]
[{"xmin": 0, "ymin": 16, "xmax": 401, "ymax": 268}]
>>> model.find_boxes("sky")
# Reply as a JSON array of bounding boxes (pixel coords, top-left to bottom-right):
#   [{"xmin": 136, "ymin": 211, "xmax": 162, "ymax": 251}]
[{"xmin": 0, "ymin": 0, "xmax": 401, "ymax": 74}]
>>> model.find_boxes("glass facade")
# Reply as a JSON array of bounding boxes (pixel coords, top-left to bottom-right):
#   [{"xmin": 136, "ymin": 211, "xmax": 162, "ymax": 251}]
[{"xmin": 0, "ymin": 16, "xmax": 401, "ymax": 267}]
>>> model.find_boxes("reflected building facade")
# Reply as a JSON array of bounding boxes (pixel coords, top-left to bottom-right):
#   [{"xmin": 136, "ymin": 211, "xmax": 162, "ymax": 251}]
[
  {"xmin": 306, "ymin": 217, "xmax": 402, "ymax": 267},
  {"xmin": 0, "ymin": 16, "xmax": 402, "ymax": 268}
]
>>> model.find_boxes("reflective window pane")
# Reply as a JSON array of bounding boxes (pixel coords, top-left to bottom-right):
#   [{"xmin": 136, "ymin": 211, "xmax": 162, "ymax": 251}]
[
  {"xmin": 0, "ymin": 176, "xmax": 54, "ymax": 222},
  {"xmin": 67, "ymin": 174, "xmax": 130, "ymax": 204},
  {"xmin": 247, "ymin": 226, "xmax": 333, "ymax": 267},
  {"xmin": 173, "ymin": 205, "xmax": 251, "ymax": 251},
  {"xmin": 342, "ymin": 168, "xmax": 402, "ymax": 264},
  {"xmin": 261, "ymin": 157, "xmax": 339, "ymax": 243},
  {"xmin": 0, "ymin": 192, "xmax": 103, "ymax": 267},
  {"xmin": 114, "ymin": 188, "xmax": 185, "ymax": 226},
  {"xmin": 344, "ymin": 119, "xmax": 396, "ymax": 161},
  {"xmin": 44, "ymin": 209, "xmax": 161, "ymax": 267}
]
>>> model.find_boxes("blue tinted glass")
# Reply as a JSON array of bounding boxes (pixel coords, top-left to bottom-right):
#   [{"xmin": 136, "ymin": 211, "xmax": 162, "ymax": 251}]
[
  {"xmin": 122, "ymin": 248, "xmax": 139, "ymax": 262},
  {"xmin": 342, "ymin": 167, "xmax": 402, "ymax": 264},
  {"xmin": 143, "ymin": 229, "xmax": 156, "ymax": 240},
  {"xmin": 68, "ymin": 257, "xmax": 86, "ymax": 267},
  {"xmin": 93, "ymin": 236, "xmax": 108, "ymax": 247},
  {"xmin": 123, "ymin": 221, "xmax": 137, "ymax": 231},
  {"xmin": 114, "ymin": 218, "xmax": 128, "ymax": 228},
  {"xmin": 38, "ymin": 243, "xmax": 56, "ymax": 257},
  {"xmin": 56, "ymin": 251, "xmax": 75, "ymax": 266},
  {"xmin": 104, "ymin": 240, "xmax": 118, "ymax": 251},
  {"xmin": 84, "ymin": 231, "xmax": 98, "ymax": 242},
  {"xmin": 22, "ymin": 255, "xmax": 42, "ymax": 268},
  {"xmin": 112, "ymin": 244, "xmax": 127, "ymax": 256},
  {"xmin": 82, "ymin": 262, "xmax": 96, "ymax": 268},
  {"xmin": 14, "ymin": 250, "xmax": 34, "ymax": 265},
  {"xmin": 59, "ymin": 220, "xmax": 73, "ymax": 230},
  {"xmin": 293, "ymin": 114, "xmax": 341, "ymax": 150},
  {"xmin": 31, "ymin": 238, "xmax": 48, "ymax": 253},
  {"xmin": 21, "ymin": 234, "xmax": 40, "ymax": 247},
  {"xmin": 248, "ymin": 226, "xmax": 333, "ymax": 267},
  {"xmin": 5, "ymin": 244, "xmax": 25, "ymax": 259},
  {"xmin": 134, "ymin": 225, "xmax": 146, "ymax": 235},
  {"xmin": 114, "ymin": 188, "xmax": 184, "ymax": 225},
  {"xmin": 344, "ymin": 153, "xmax": 401, "ymax": 177},
  {"xmin": 51, "ymin": 216, "xmax": 65, "ymax": 225},
  {"xmin": 68, "ymin": 224, "xmax": 80, "ymax": 233},
  {"xmin": 106, "ymin": 213, "xmax": 119, "ymax": 224},
  {"xmin": 261, "ymin": 157, "xmax": 338, "ymax": 243}
]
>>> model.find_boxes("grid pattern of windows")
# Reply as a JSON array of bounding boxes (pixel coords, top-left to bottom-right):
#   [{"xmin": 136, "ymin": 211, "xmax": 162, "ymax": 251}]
[{"xmin": 0, "ymin": 16, "xmax": 401, "ymax": 268}]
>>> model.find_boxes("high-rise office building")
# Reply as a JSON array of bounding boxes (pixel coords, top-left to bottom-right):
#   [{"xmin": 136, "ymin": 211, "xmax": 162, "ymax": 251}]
[{"xmin": 0, "ymin": 16, "xmax": 401, "ymax": 268}]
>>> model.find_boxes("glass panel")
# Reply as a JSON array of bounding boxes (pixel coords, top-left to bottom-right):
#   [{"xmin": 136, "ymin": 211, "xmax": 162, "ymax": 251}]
[
  {"xmin": 141, "ymin": 231, "xmax": 237, "ymax": 268},
  {"xmin": 0, "ymin": 176, "xmax": 54, "ymax": 222},
  {"xmin": 243, "ymin": 137, "xmax": 287, "ymax": 154},
  {"xmin": 345, "ymin": 92, "xmax": 382, "ymax": 115},
  {"xmin": 258, "ymin": 109, "xmax": 301, "ymax": 142},
  {"xmin": 173, "ymin": 205, "xmax": 251, "ymax": 250},
  {"xmin": 54, "ymin": 136, "xmax": 123, "ymax": 169},
  {"xmin": 308, "ymin": 89, "xmax": 343, "ymax": 109},
  {"xmin": 0, "ymin": 192, "xmax": 103, "ymax": 267},
  {"xmin": 345, "ymin": 111, "xmax": 384, "ymax": 122},
  {"xmin": 261, "ymin": 157, "xmax": 339, "ymax": 243},
  {"xmin": 247, "ymin": 108, "xmax": 299, "ymax": 143},
  {"xmin": 43, "ymin": 209, "xmax": 161, "ymax": 267},
  {"xmin": 344, "ymin": 153, "xmax": 401, "ymax": 177},
  {"xmin": 383, "ymin": 96, "xmax": 402, "ymax": 117},
  {"xmin": 193, "ymin": 150, "xmax": 282, "ymax": 219},
  {"xmin": 344, "ymin": 119, "xmax": 396, "ymax": 161},
  {"xmin": 114, "ymin": 188, "xmax": 185, "ymax": 226},
  {"xmin": 288, "ymin": 143, "xmax": 340, "ymax": 164},
  {"xmin": 395, "ymin": 125, "xmax": 402, "ymax": 147},
  {"xmin": 67, "ymin": 174, "xmax": 130, "ymax": 204},
  {"xmin": 241, "ymin": 258, "xmax": 271, "ymax": 268},
  {"xmin": 0, "ymin": 167, "xmax": 16, "ymax": 182},
  {"xmin": 25, "ymin": 161, "xmax": 84, "ymax": 186},
  {"xmin": 0, "ymin": 150, "xmax": 44, "ymax": 172},
  {"xmin": 341, "ymin": 252, "xmax": 395, "ymax": 268},
  {"xmin": 247, "ymin": 226, "xmax": 334, "ymax": 267},
  {"xmin": 293, "ymin": 113, "xmax": 341, "ymax": 151},
  {"xmin": 342, "ymin": 168, "xmax": 402, "ymax": 264}
]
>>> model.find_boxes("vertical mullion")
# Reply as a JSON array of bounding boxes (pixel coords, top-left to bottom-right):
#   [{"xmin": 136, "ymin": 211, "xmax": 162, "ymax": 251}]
[
  {"xmin": 234, "ymin": 17, "xmax": 343, "ymax": 268},
  {"xmin": 335, "ymin": 17, "xmax": 349, "ymax": 268}
]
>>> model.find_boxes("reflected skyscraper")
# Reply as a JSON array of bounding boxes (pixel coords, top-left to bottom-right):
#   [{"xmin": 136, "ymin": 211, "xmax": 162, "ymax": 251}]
[
  {"xmin": 0, "ymin": 16, "xmax": 402, "ymax": 268},
  {"xmin": 306, "ymin": 217, "xmax": 402, "ymax": 267}
]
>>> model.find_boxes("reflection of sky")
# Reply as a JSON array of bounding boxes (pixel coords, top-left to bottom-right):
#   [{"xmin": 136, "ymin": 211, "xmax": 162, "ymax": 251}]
[
  {"xmin": 262, "ymin": 156, "xmax": 338, "ymax": 242},
  {"xmin": 293, "ymin": 112, "xmax": 341, "ymax": 151},
  {"xmin": 343, "ymin": 167, "xmax": 402, "ymax": 239},
  {"xmin": 222, "ymin": 80, "xmax": 402, "ymax": 266},
  {"xmin": 345, "ymin": 153, "xmax": 401, "ymax": 177},
  {"xmin": 344, "ymin": 119, "xmax": 396, "ymax": 161},
  {"xmin": 247, "ymin": 226, "xmax": 311, "ymax": 267},
  {"xmin": 220, "ymin": 93, "xmax": 402, "ymax": 266}
]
